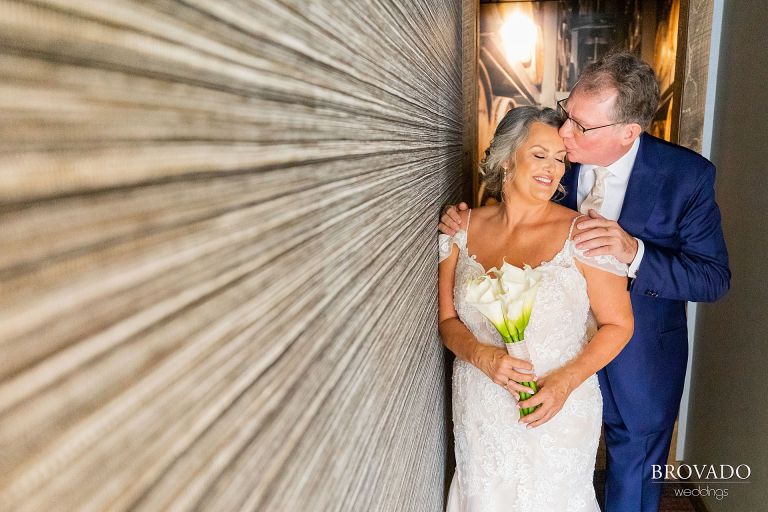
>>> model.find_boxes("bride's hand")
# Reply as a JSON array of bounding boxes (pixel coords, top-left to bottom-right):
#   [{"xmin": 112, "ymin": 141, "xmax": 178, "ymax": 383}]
[
  {"xmin": 517, "ymin": 368, "xmax": 578, "ymax": 428},
  {"xmin": 472, "ymin": 344, "xmax": 536, "ymax": 397}
]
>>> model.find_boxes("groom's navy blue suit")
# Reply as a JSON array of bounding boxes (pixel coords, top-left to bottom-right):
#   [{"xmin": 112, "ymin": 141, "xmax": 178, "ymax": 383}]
[{"xmin": 559, "ymin": 133, "xmax": 730, "ymax": 511}]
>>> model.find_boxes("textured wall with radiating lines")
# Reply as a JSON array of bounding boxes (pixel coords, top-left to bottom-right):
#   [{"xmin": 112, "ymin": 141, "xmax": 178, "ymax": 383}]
[{"xmin": 0, "ymin": 1, "xmax": 465, "ymax": 510}]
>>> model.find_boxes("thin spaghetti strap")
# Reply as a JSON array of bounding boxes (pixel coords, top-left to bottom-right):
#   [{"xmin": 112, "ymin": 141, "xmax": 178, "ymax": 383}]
[
  {"xmin": 567, "ymin": 214, "xmax": 586, "ymax": 240},
  {"xmin": 462, "ymin": 209, "xmax": 474, "ymax": 255}
]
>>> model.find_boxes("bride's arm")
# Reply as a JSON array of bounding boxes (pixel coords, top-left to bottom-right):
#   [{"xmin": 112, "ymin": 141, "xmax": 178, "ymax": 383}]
[
  {"xmin": 517, "ymin": 260, "xmax": 634, "ymax": 428},
  {"xmin": 438, "ymin": 244, "xmax": 534, "ymax": 396}
]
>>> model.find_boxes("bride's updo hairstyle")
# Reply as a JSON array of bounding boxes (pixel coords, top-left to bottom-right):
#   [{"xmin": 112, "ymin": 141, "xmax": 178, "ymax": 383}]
[{"xmin": 480, "ymin": 106, "xmax": 564, "ymax": 199}]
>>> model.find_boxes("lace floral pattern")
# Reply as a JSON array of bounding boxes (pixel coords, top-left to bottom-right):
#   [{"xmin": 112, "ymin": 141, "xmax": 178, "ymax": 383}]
[
  {"xmin": 572, "ymin": 245, "xmax": 628, "ymax": 276},
  {"xmin": 444, "ymin": 215, "xmax": 607, "ymax": 512}
]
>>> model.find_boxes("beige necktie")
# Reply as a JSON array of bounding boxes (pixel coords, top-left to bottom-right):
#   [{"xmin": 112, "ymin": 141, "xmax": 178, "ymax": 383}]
[{"xmin": 579, "ymin": 166, "xmax": 610, "ymax": 215}]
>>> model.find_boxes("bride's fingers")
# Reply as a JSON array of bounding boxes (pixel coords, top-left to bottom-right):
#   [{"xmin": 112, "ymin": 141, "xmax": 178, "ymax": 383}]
[
  {"xmin": 524, "ymin": 413, "xmax": 556, "ymax": 429},
  {"xmin": 503, "ymin": 387, "xmax": 518, "ymax": 400},
  {"xmin": 508, "ymin": 369, "xmax": 536, "ymax": 383},
  {"xmin": 500, "ymin": 358, "xmax": 534, "ymax": 382},
  {"xmin": 518, "ymin": 392, "xmax": 545, "ymax": 414},
  {"xmin": 517, "ymin": 405, "xmax": 548, "ymax": 427},
  {"xmin": 505, "ymin": 380, "xmax": 532, "ymax": 397},
  {"xmin": 492, "ymin": 374, "xmax": 530, "ymax": 396},
  {"xmin": 491, "ymin": 374, "xmax": 509, "ymax": 387},
  {"xmin": 518, "ymin": 393, "xmax": 565, "ymax": 428},
  {"xmin": 518, "ymin": 397, "xmax": 552, "ymax": 426},
  {"xmin": 503, "ymin": 356, "xmax": 533, "ymax": 372}
]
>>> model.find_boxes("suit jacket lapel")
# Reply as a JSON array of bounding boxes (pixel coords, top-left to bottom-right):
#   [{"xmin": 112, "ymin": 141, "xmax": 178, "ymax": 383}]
[
  {"xmin": 618, "ymin": 133, "xmax": 661, "ymax": 236},
  {"xmin": 560, "ymin": 162, "xmax": 580, "ymax": 211}
]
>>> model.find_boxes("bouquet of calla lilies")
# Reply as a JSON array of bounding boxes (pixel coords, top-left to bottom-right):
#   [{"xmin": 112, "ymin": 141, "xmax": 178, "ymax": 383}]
[{"xmin": 465, "ymin": 261, "xmax": 542, "ymax": 417}]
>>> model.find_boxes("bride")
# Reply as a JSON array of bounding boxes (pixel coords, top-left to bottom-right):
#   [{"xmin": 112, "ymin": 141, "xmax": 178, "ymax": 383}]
[{"xmin": 438, "ymin": 106, "xmax": 633, "ymax": 511}]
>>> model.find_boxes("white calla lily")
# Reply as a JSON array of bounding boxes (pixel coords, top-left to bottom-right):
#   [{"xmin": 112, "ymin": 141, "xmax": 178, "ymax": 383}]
[
  {"xmin": 499, "ymin": 260, "xmax": 527, "ymax": 295},
  {"xmin": 464, "ymin": 261, "xmax": 544, "ymax": 417},
  {"xmin": 499, "ymin": 260, "xmax": 526, "ymax": 280},
  {"xmin": 503, "ymin": 298, "xmax": 525, "ymax": 340},
  {"xmin": 523, "ymin": 264, "xmax": 543, "ymax": 288},
  {"xmin": 466, "ymin": 262, "xmax": 544, "ymax": 343},
  {"xmin": 465, "ymin": 276, "xmax": 511, "ymax": 340},
  {"xmin": 465, "ymin": 275, "xmax": 498, "ymax": 302},
  {"xmin": 521, "ymin": 285, "xmax": 539, "ymax": 311}
]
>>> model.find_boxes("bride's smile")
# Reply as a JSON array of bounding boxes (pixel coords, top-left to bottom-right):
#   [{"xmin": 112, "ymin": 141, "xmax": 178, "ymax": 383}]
[{"xmin": 503, "ymin": 122, "xmax": 567, "ymax": 205}]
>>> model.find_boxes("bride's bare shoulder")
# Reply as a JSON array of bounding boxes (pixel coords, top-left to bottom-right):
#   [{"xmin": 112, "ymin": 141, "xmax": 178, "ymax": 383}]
[
  {"xmin": 549, "ymin": 202, "xmax": 579, "ymax": 218},
  {"xmin": 465, "ymin": 204, "xmax": 500, "ymax": 228},
  {"xmin": 549, "ymin": 203, "xmax": 580, "ymax": 221},
  {"xmin": 548, "ymin": 203, "xmax": 583, "ymax": 236}
]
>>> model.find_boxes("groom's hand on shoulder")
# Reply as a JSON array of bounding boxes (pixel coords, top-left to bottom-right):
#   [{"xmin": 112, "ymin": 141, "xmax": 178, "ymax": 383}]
[
  {"xmin": 573, "ymin": 209, "xmax": 638, "ymax": 264},
  {"xmin": 438, "ymin": 202, "xmax": 469, "ymax": 236}
]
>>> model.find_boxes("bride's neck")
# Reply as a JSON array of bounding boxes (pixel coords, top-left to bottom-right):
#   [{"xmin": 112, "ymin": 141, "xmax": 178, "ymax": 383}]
[{"xmin": 498, "ymin": 197, "xmax": 554, "ymax": 228}]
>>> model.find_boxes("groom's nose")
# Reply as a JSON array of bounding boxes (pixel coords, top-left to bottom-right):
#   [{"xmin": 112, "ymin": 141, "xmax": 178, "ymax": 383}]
[{"xmin": 558, "ymin": 120, "xmax": 573, "ymax": 139}]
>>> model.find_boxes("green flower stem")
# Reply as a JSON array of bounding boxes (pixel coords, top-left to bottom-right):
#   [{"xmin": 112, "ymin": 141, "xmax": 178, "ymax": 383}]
[{"xmin": 518, "ymin": 380, "xmax": 539, "ymax": 418}]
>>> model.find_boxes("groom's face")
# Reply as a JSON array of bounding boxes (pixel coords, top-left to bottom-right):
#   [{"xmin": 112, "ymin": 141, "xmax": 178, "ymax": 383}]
[{"xmin": 558, "ymin": 88, "xmax": 628, "ymax": 167}]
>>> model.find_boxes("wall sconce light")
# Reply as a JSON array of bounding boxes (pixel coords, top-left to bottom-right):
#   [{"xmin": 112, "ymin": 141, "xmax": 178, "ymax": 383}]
[{"xmin": 499, "ymin": 11, "xmax": 538, "ymax": 65}]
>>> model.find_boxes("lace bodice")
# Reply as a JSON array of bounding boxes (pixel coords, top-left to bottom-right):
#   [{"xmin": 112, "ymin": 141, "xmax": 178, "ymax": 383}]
[
  {"xmin": 439, "ymin": 214, "xmax": 628, "ymax": 278},
  {"xmin": 439, "ymin": 213, "xmax": 626, "ymax": 369},
  {"xmin": 442, "ymin": 212, "xmax": 622, "ymax": 511}
]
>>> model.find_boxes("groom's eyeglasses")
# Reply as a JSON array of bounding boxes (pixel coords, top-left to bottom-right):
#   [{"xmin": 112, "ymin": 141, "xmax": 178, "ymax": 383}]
[{"xmin": 556, "ymin": 98, "xmax": 621, "ymax": 135}]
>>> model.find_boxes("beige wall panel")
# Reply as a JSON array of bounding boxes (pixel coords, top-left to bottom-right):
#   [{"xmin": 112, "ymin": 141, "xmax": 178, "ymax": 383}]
[
  {"xmin": 678, "ymin": 0, "xmax": 714, "ymax": 152},
  {"xmin": 686, "ymin": 0, "xmax": 768, "ymax": 510},
  {"xmin": 0, "ymin": 1, "xmax": 465, "ymax": 510}
]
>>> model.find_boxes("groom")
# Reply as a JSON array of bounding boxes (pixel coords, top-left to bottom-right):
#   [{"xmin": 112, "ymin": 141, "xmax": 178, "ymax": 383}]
[{"xmin": 439, "ymin": 52, "xmax": 730, "ymax": 511}]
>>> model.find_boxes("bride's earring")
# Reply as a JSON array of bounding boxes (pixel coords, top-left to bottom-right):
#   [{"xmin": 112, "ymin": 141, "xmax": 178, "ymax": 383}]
[{"xmin": 500, "ymin": 166, "xmax": 509, "ymax": 203}]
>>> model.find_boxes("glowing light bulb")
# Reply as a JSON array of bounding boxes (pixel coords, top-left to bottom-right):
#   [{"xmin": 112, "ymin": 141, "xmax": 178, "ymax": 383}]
[{"xmin": 499, "ymin": 12, "xmax": 537, "ymax": 64}]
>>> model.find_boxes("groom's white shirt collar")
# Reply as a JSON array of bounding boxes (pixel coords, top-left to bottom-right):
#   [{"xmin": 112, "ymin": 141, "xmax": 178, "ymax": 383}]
[
  {"xmin": 576, "ymin": 137, "xmax": 643, "ymax": 278},
  {"xmin": 580, "ymin": 136, "xmax": 641, "ymax": 181}
]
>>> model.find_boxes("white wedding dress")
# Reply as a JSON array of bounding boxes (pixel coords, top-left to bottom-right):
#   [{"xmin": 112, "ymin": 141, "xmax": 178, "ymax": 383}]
[{"xmin": 439, "ymin": 212, "xmax": 627, "ymax": 512}]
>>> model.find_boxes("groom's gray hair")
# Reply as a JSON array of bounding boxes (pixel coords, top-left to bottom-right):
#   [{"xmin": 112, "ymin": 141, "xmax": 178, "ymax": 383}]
[
  {"xmin": 574, "ymin": 51, "xmax": 660, "ymax": 130},
  {"xmin": 481, "ymin": 106, "xmax": 563, "ymax": 199}
]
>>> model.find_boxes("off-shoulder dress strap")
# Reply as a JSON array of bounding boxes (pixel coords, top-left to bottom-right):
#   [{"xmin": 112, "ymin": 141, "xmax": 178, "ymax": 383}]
[
  {"xmin": 438, "ymin": 208, "xmax": 472, "ymax": 263},
  {"xmin": 568, "ymin": 214, "xmax": 586, "ymax": 240},
  {"xmin": 569, "ymin": 214, "xmax": 629, "ymax": 277}
]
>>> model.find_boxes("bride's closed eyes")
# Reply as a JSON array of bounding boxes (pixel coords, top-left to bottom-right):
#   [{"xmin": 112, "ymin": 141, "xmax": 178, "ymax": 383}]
[{"xmin": 531, "ymin": 149, "xmax": 566, "ymax": 164}]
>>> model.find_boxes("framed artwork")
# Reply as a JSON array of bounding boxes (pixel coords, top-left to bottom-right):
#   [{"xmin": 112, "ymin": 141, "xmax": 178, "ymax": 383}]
[{"xmin": 476, "ymin": 0, "xmax": 685, "ymax": 205}]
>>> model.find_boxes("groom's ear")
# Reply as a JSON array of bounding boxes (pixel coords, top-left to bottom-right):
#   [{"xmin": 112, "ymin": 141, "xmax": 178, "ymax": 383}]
[{"xmin": 620, "ymin": 123, "xmax": 643, "ymax": 147}]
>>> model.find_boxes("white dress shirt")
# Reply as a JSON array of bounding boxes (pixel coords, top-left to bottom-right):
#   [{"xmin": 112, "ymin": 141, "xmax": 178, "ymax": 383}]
[{"xmin": 576, "ymin": 137, "xmax": 644, "ymax": 278}]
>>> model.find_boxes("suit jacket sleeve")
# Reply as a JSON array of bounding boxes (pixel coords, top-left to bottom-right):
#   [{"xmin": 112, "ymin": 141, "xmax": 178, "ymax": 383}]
[{"xmin": 631, "ymin": 163, "xmax": 730, "ymax": 302}]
